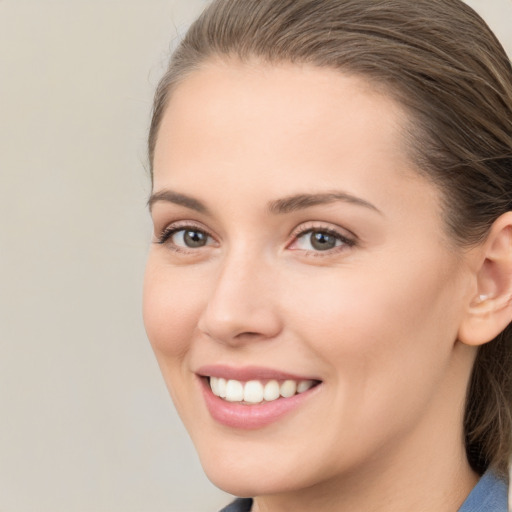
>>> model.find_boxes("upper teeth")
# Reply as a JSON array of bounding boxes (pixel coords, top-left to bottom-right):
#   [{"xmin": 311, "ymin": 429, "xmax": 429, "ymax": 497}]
[{"xmin": 209, "ymin": 377, "xmax": 315, "ymax": 404}]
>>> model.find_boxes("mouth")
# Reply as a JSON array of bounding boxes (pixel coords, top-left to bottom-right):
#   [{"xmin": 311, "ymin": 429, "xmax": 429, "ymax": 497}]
[
  {"xmin": 197, "ymin": 366, "xmax": 322, "ymax": 429},
  {"xmin": 208, "ymin": 376, "xmax": 319, "ymax": 404}
]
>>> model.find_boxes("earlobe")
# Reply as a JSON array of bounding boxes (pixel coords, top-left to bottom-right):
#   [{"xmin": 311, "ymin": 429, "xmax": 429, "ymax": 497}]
[{"xmin": 458, "ymin": 212, "xmax": 512, "ymax": 347}]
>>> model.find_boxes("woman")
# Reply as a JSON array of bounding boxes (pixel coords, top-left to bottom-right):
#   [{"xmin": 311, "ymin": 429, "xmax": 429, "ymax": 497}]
[{"xmin": 143, "ymin": 0, "xmax": 512, "ymax": 510}]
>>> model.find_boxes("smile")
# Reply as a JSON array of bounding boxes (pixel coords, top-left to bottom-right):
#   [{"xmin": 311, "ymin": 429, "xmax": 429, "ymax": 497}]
[
  {"xmin": 198, "ymin": 366, "xmax": 322, "ymax": 429},
  {"xmin": 209, "ymin": 377, "xmax": 316, "ymax": 404}
]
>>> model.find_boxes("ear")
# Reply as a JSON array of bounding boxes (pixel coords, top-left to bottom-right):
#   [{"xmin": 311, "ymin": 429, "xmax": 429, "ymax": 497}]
[{"xmin": 458, "ymin": 211, "xmax": 512, "ymax": 346}]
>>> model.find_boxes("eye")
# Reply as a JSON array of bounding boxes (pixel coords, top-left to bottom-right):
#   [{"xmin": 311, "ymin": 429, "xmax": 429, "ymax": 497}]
[
  {"xmin": 289, "ymin": 226, "xmax": 356, "ymax": 253},
  {"xmin": 172, "ymin": 228, "xmax": 210, "ymax": 248},
  {"xmin": 157, "ymin": 225, "xmax": 215, "ymax": 250},
  {"xmin": 295, "ymin": 230, "xmax": 341, "ymax": 251}
]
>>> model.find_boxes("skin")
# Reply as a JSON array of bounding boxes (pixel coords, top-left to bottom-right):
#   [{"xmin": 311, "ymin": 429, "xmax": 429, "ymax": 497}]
[{"xmin": 143, "ymin": 61, "xmax": 482, "ymax": 512}]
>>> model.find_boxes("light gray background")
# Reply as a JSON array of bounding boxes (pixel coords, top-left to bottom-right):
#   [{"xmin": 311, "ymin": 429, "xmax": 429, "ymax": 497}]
[{"xmin": 0, "ymin": 1, "xmax": 511, "ymax": 511}]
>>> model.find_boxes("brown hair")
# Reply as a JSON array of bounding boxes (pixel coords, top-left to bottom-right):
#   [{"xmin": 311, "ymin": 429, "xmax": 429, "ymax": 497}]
[{"xmin": 148, "ymin": 0, "xmax": 512, "ymax": 476}]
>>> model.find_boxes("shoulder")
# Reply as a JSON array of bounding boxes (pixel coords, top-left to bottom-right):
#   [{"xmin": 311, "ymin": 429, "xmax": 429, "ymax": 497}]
[{"xmin": 458, "ymin": 470, "xmax": 509, "ymax": 512}]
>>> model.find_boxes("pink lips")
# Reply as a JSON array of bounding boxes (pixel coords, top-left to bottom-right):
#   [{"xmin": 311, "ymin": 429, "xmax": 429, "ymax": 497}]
[{"xmin": 197, "ymin": 365, "xmax": 321, "ymax": 429}]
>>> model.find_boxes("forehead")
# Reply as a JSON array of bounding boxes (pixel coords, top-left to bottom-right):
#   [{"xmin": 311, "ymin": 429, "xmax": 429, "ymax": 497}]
[
  {"xmin": 153, "ymin": 60, "xmax": 432, "ymax": 213},
  {"xmin": 156, "ymin": 61, "xmax": 406, "ymax": 150}
]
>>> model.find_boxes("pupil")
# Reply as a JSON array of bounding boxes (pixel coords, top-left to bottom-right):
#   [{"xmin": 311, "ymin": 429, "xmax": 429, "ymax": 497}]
[
  {"xmin": 184, "ymin": 230, "xmax": 206, "ymax": 248},
  {"xmin": 311, "ymin": 231, "xmax": 336, "ymax": 250}
]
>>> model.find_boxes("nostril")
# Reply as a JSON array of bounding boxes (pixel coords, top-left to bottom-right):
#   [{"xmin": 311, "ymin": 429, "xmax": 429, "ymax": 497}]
[
  {"xmin": 236, "ymin": 332, "xmax": 261, "ymax": 338},
  {"xmin": 234, "ymin": 331, "xmax": 275, "ymax": 343}
]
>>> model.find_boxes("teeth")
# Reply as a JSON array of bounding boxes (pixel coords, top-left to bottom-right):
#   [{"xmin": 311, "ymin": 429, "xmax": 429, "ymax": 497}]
[
  {"xmin": 263, "ymin": 380, "xmax": 280, "ymax": 401},
  {"xmin": 217, "ymin": 378, "xmax": 227, "ymax": 398},
  {"xmin": 297, "ymin": 380, "xmax": 314, "ymax": 393},
  {"xmin": 210, "ymin": 376, "xmax": 219, "ymax": 396},
  {"xmin": 280, "ymin": 380, "xmax": 297, "ymax": 398},
  {"xmin": 225, "ymin": 379, "xmax": 244, "ymax": 402},
  {"xmin": 244, "ymin": 380, "xmax": 264, "ymax": 403},
  {"xmin": 209, "ymin": 377, "xmax": 315, "ymax": 404}
]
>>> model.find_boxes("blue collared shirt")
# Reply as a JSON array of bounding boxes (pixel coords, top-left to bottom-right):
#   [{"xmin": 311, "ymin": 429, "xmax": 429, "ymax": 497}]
[{"xmin": 458, "ymin": 470, "xmax": 509, "ymax": 512}]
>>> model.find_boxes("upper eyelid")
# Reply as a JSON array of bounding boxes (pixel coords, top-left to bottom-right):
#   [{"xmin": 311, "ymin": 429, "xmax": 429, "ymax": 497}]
[
  {"xmin": 158, "ymin": 220, "xmax": 212, "ymax": 236},
  {"xmin": 290, "ymin": 221, "xmax": 357, "ymax": 240},
  {"xmin": 156, "ymin": 221, "xmax": 216, "ymax": 245}
]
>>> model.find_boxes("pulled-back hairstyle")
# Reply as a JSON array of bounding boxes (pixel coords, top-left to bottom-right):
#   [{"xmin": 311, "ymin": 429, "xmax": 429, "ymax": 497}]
[{"xmin": 148, "ymin": 0, "xmax": 512, "ymax": 476}]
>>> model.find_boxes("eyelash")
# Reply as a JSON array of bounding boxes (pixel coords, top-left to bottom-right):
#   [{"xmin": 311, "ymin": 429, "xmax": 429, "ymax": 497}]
[
  {"xmin": 156, "ymin": 221, "xmax": 214, "ymax": 252},
  {"xmin": 155, "ymin": 221, "xmax": 357, "ymax": 255},
  {"xmin": 288, "ymin": 223, "xmax": 356, "ymax": 256}
]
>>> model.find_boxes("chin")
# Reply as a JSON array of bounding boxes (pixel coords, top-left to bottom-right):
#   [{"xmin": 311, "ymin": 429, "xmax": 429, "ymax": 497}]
[
  {"xmin": 200, "ymin": 454, "xmax": 301, "ymax": 498},
  {"xmin": 191, "ymin": 427, "xmax": 343, "ymax": 499}
]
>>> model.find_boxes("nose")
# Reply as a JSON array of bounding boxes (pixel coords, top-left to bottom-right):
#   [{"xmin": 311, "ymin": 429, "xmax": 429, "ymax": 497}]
[{"xmin": 197, "ymin": 251, "xmax": 283, "ymax": 346}]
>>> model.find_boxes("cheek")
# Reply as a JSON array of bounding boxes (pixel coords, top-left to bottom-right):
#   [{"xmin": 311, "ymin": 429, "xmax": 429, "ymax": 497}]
[
  {"xmin": 142, "ymin": 258, "xmax": 202, "ymax": 361},
  {"xmin": 285, "ymin": 254, "xmax": 463, "ymax": 403},
  {"xmin": 142, "ymin": 259, "xmax": 210, "ymax": 423}
]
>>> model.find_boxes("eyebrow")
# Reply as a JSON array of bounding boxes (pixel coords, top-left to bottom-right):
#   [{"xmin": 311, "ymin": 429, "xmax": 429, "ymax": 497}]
[
  {"xmin": 147, "ymin": 190, "xmax": 210, "ymax": 214},
  {"xmin": 148, "ymin": 189, "xmax": 381, "ymax": 216},
  {"xmin": 268, "ymin": 192, "xmax": 381, "ymax": 215}
]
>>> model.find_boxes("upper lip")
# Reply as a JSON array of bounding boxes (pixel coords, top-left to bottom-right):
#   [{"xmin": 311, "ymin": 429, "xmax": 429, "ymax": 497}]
[{"xmin": 196, "ymin": 364, "xmax": 320, "ymax": 382}]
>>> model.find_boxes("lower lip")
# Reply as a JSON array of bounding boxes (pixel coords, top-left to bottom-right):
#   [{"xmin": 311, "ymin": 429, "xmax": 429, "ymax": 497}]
[{"xmin": 200, "ymin": 378, "xmax": 321, "ymax": 429}]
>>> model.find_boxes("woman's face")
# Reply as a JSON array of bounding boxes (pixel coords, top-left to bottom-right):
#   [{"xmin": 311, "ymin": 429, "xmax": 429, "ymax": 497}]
[{"xmin": 144, "ymin": 62, "xmax": 476, "ymax": 497}]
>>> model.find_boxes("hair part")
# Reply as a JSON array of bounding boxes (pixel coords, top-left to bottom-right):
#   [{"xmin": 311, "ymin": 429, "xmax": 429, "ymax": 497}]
[{"xmin": 149, "ymin": 0, "xmax": 512, "ymax": 476}]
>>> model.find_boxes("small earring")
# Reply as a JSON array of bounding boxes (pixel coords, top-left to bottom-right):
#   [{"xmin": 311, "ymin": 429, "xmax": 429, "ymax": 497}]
[{"xmin": 476, "ymin": 294, "xmax": 489, "ymax": 303}]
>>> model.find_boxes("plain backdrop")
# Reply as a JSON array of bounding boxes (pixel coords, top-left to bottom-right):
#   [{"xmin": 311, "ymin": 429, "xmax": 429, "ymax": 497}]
[{"xmin": 0, "ymin": 1, "xmax": 511, "ymax": 511}]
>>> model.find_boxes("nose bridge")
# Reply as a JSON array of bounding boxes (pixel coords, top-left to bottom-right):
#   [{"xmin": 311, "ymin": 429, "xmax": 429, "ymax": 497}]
[{"xmin": 198, "ymin": 245, "xmax": 281, "ymax": 343}]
